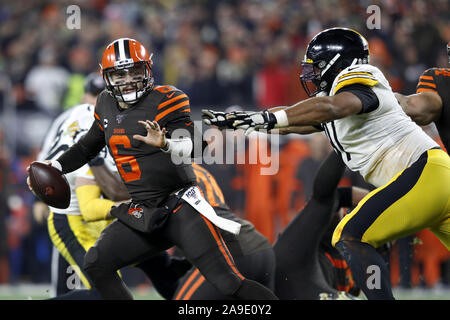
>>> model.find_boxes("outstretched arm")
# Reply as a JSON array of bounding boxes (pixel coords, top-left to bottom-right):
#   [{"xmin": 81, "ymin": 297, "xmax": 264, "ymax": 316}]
[
  {"xmin": 272, "ymin": 92, "xmax": 364, "ymax": 128},
  {"xmin": 395, "ymin": 92, "xmax": 442, "ymax": 126},
  {"xmin": 232, "ymin": 87, "xmax": 376, "ymax": 135}
]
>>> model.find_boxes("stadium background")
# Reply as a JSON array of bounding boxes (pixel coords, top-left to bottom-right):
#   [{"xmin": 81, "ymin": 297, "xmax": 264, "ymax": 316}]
[{"xmin": 0, "ymin": 0, "xmax": 448, "ymax": 299}]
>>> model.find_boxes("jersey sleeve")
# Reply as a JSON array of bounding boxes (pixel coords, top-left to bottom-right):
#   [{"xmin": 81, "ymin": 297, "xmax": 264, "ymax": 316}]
[
  {"xmin": 57, "ymin": 121, "xmax": 106, "ymax": 174},
  {"xmin": 154, "ymin": 88, "xmax": 191, "ymax": 124},
  {"xmin": 154, "ymin": 87, "xmax": 193, "ymax": 137},
  {"xmin": 416, "ymin": 68, "xmax": 438, "ymax": 94},
  {"xmin": 333, "ymin": 67, "xmax": 379, "ymax": 95}
]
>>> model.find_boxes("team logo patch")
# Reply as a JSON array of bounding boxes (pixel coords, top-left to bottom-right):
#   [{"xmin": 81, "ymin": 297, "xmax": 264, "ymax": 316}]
[
  {"xmin": 128, "ymin": 207, "xmax": 143, "ymax": 219},
  {"xmin": 45, "ymin": 186, "xmax": 54, "ymax": 196}
]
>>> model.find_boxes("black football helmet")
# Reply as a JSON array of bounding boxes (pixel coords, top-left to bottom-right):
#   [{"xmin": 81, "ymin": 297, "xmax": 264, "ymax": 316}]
[
  {"xmin": 84, "ymin": 72, "xmax": 105, "ymax": 96},
  {"xmin": 300, "ymin": 28, "xmax": 370, "ymax": 97}
]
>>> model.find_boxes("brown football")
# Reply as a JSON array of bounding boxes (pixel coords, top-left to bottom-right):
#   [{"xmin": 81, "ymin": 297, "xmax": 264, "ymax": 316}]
[{"xmin": 29, "ymin": 162, "xmax": 70, "ymax": 209}]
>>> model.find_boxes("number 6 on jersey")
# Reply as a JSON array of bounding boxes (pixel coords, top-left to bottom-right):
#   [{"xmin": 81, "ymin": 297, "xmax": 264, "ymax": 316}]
[{"xmin": 109, "ymin": 135, "xmax": 141, "ymax": 182}]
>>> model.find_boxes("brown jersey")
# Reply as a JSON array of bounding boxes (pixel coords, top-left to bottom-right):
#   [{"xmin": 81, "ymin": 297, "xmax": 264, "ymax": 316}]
[
  {"xmin": 416, "ymin": 68, "xmax": 450, "ymax": 152},
  {"xmin": 58, "ymin": 85, "xmax": 197, "ymax": 207}
]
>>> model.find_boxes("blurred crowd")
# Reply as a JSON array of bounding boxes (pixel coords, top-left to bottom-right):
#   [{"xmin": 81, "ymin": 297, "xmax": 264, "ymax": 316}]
[{"xmin": 0, "ymin": 0, "xmax": 449, "ymax": 289}]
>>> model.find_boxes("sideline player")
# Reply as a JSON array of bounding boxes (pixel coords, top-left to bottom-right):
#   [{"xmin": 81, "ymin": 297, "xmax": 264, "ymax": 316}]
[
  {"xmin": 395, "ymin": 43, "xmax": 449, "ymax": 152},
  {"xmin": 28, "ymin": 38, "xmax": 277, "ymax": 300},
  {"xmin": 203, "ymin": 28, "xmax": 450, "ymax": 299}
]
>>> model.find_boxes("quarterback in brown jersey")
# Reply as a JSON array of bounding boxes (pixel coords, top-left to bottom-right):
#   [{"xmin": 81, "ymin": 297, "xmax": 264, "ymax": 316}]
[
  {"xmin": 27, "ymin": 38, "xmax": 278, "ymax": 300},
  {"xmin": 396, "ymin": 44, "xmax": 450, "ymax": 152}
]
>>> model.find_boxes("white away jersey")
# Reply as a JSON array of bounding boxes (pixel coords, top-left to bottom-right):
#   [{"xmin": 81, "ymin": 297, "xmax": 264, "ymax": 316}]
[
  {"xmin": 322, "ymin": 64, "xmax": 438, "ymax": 187},
  {"xmin": 37, "ymin": 104, "xmax": 116, "ymax": 214}
]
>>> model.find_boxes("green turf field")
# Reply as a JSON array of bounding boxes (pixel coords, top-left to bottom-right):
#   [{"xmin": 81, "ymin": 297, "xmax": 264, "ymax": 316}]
[
  {"xmin": 0, "ymin": 284, "xmax": 449, "ymax": 300},
  {"xmin": 0, "ymin": 284, "xmax": 164, "ymax": 300}
]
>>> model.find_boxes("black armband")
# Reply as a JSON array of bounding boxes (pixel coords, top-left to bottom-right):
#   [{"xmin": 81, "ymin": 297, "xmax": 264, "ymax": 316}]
[
  {"xmin": 312, "ymin": 124, "xmax": 324, "ymax": 131},
  {"xmin": 336, "ymin": 84, "xmax": 379, "ymax": 114}
]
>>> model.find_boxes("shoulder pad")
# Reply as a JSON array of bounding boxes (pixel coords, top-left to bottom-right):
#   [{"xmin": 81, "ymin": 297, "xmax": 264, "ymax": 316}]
[
  {"xmin": 154, "ymin": 86, "xmax": 190, "ymax": 123},
  {"xmin": 332, "ymin": 64, "xmax": 379, "ymax": 94},
  {"xmin": 154, "ymin": 85, "xmax": 180, "ymax": 94},
  {"xmin": 416, "ymin": 68, "xmax": 438, "ymax": 94}
]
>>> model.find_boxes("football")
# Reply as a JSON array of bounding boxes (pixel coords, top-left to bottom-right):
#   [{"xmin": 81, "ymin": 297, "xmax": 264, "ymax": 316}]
[{"xmin": 29, "ymin": 162, "xmax": 71, "ymax": 209}]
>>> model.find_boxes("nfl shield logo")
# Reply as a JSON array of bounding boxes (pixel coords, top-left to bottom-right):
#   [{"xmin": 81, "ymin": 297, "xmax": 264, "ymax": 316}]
[{"xmin": 116, "ymin": 114, "xmax": 125, "ymax": 124}]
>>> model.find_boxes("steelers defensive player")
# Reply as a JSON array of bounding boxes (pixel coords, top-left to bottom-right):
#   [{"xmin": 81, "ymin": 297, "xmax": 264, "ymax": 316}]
[
  {"xmin": 28, "ymin": 38, "xmax": 277, "ymax": 300},
  {"xmin": 395, "ymin": 43, "xmax": 450, "ymax": 153},
  {"xmin": 204, "ymin": 28, "xmax": 450, "ymax": 300},
  {"xmin": 141, "ymin": 163, "xmax": 275, "ymax": 300},
  {"xmin": 36, "ymin": 74, "xmax": 127, "ymax": 296}
]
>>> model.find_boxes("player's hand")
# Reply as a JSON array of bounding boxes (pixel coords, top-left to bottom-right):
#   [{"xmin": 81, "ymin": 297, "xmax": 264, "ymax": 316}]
[
  {"xmin": 233, "ymin": 110, "xmax": 277, "ymax": 135},
  {"xmin": 134, "ymin": 120, "xmax": 167, "ymax": 148},
  {"xmin": 202, "ymin": 109, "xmax": 257, "ymax": 130},
  {"xmin": 26, "ymin": 160, "xmax": 57, "ymax": 194}
]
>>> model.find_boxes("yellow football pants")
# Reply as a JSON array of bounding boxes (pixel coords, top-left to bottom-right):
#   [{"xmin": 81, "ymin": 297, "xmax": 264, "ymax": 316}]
[
  {"xmin": 48, "ymin": 212, "xmax": 112, "ymax": 289},
  {"xmin": 332, "ymin": 149, "xmax": 450, "ymax": 250}
]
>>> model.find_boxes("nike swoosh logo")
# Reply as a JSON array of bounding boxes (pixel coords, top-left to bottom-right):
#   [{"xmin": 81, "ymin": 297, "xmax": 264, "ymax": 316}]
[
  {"xmin": 167, "ymin": 92, "xmax": 175, "ymax": 98},
  {"xmin": 347, "ymin": 66, "xmax": 359, "ymax": 71},
  {"xmin": 186, "ymin": 122, "xmax": 192, "ymax": 126}
]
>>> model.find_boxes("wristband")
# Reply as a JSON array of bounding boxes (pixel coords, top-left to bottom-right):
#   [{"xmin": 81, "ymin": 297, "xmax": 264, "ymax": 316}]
[
  {"xmin": 273, "ymin": 110, "xmax": 289, "ymax": 127},
  {"xmin": 51, "ymin": 160, "xmax": 62, "ymax": 172}
]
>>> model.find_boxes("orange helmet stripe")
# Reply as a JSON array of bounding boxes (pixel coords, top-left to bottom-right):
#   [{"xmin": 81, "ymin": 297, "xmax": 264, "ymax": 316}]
[{"xmin": 101, "ymin": 38, "xmax": 152, "ymax": 73}]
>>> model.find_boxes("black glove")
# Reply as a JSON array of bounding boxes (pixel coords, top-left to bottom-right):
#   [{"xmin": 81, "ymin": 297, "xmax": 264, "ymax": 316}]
[
  {"xmin": 202, "ymin": 109, "xmax": 257, "ymax": 130},
  {"xmin": 232, "ymin": 109, "xmax": 278, "ymax": 135}
]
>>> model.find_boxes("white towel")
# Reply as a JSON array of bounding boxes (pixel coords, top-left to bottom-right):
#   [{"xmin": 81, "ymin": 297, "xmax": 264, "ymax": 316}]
[{"xmin": 179, "ymin": 186, "xmax": 241, "ymax": 235}]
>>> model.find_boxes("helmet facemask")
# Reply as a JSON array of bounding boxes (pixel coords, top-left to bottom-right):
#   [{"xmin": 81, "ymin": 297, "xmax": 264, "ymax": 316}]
[
  {"xmin": 104, "ymin": 61, "xmax": 154, "ymax": 105},
  {"xmin": 300, "ymin": 53, "xmax": 342, "ymax": 97},
  {"xmin": 300, "ymin": 60, "xmax": 328, "ymax": 97},
  {"xmin": 300, "ymin": 52, "xmax": 368, "ymax": 97}
]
